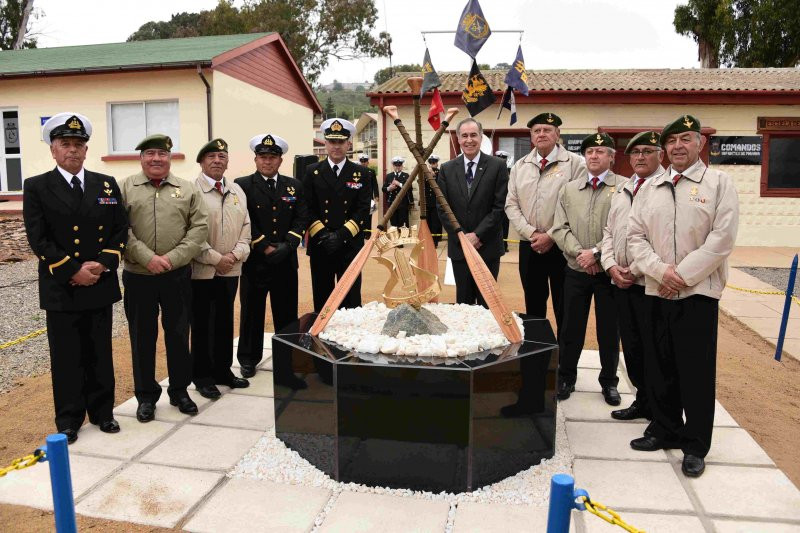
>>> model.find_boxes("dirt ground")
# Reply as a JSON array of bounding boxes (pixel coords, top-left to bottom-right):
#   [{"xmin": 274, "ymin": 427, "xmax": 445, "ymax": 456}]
[{"xmin": 0, "ymin": 232, "xmax": 798, "ymax": 530}]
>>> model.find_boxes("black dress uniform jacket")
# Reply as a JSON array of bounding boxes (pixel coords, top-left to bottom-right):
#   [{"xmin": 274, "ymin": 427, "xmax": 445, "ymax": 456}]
[
  {"xmin": 382, "ymin": 171, "xmax": 414, "ymax": 207},
  {"xmin": 24, "ymin": 168, "xmax": 128, "ymax": 311},
  {"xmin": 235, "ymin": 172, "xmax": 309, "ymax": 269}
]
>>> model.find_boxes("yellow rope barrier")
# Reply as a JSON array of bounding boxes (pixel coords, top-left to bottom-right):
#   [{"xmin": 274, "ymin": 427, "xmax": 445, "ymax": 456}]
[
  {"xmin": 0, "ymin": 449, "xmax": 45, "ymax": 477},
  {"xmin": 725, "ymin": 284, "xmax": 800, "ymax": 308},
  {"xmin": 0, "ymin": 327, "xmax": 47, "ymax": 350},
  {"xmin": 581, "ymin": 497, "xmax": 644, "ymax": 533}
]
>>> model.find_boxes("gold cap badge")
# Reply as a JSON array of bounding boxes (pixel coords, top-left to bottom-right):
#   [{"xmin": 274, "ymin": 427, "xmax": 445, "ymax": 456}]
[
  {"xmin": 547, "ymin": 113, "xmax": 554, "ymax": 123},
  {"xmin": 683, "ymin": 115, "xmax": 693, "ymax": 128},
  {"xmin": 331, "ymin": 121, "xmax": 342, "ymax": 132},
  {"xmin": 595, "ymin": 134, "xmax": 604, "ymax": 145},
  {"xmin": 68, "ymin": 117, "xmax": 81, "ymax": 130},
  {"xmin": 216, "ymin": 140, "xmax": 225, "ymax": 150}
]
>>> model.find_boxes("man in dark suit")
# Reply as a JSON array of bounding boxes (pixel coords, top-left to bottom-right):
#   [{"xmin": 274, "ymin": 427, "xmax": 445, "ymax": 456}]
[
  {"xmin": 23, "ymin": 112, "xmax": 128, "ymax": 444},
  {"xmin": 358, "ymin": 153, "xmax": 379, "ymax": 221},
  {"xmin": 426, "ymin": 155, "xmax": 443, "ymax": 247},
  {"xmin": 382, "ymin": 156, "xmax": 413, "ymax": 229},
  {"xmin": 302, "ymin": 118, "xmax": 372, "ymax": 311},
  {"xmin": 236, "ymin": 134, "xmax": 309, "ymax": 388},
  {"xmin": 436, "ymin": 118, "xmax": 509, "ymax": 306}
]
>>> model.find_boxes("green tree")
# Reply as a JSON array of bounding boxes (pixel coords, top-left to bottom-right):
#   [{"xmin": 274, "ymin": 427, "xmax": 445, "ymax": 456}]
[
  {"xmin": 324, "ymin": 96, "xmax": 335, "ymax": 118},
  {"xmin": 373, "ymin": 63, "xmax": 422, "ymax": 86},
  {"xmin": 332, "ymin": 79, "xmax": 344, "ymax": 91},
  {"xmin": 493, "ymin": 62, "xmax": 511, "ymax": 70},
  {"xmin": 127, "ymin": 0, "xmax": 390, "ymax": 85},
  {"xmin": 0, "ymin": 0, "xmax": 38, "ymax": 50},
  {"xmin": 673, "ymin": 0, "xmax": 731, "ymax": 67}
]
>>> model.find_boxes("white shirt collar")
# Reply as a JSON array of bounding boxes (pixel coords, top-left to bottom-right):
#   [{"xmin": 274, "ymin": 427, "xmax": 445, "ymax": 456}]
[
  {"xmin": 328, "ymin": 157, "xmax": 345, "ymax": 174},
  {"xmin": 260, "ymin": 173, "xmax": 278, "ymax": 182},
  {"xmin": 203, "ymin": 173, "xmax": 224, "ymax": 192},
  {"xmin": 535, "ymin": 146, "xmax": 558, "ymax": 164},
  {"xmin": 669, "ymin": 159, "xmax": 702, "ymax": 180},
  {"xmin": 57, "ymin": 166, "xmax": 85, "ymax": 188},
  {"xmin": 463, "ymin": 152, "xmax": 480, "ymax": 173},
  {"xmin": 588, "ymin": 169, "xmax": 609, "ymax": 184}
]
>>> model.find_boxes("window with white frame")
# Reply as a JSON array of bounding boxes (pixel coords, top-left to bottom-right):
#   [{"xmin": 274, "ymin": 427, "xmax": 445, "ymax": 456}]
[{"xmin": 108, "ymin": 101, "xmax": 180, "ymax": 153}]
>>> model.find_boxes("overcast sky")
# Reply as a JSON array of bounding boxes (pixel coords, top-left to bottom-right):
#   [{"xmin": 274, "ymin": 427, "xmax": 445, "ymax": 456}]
[{"xmin": 30, "ymin": 0, "xmax": 700, "ymax": 85}]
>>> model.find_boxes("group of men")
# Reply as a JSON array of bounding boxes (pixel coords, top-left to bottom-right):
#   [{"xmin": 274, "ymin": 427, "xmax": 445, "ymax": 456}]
[{"xmin": 25, "ymin": 108, "xmax": 738, "ymax": 479}]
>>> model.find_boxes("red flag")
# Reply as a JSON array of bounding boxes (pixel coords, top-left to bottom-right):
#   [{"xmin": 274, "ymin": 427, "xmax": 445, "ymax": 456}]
[{"xmin": 428, "ymin": 88, "xmax": 444, "ymax": 129}]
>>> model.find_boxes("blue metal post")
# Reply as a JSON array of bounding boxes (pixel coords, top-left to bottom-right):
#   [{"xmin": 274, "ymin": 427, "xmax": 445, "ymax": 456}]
[
  {"xmin": 45, "ymin": 434, "xmax": 77, "ymax": 533},
  {"xmin": 775, "ymin": 254, "xmax": 798, "ymax": 361},
  {"xmin": 547, "ymin": 474, "xmax": 575, "ymax": 533}
]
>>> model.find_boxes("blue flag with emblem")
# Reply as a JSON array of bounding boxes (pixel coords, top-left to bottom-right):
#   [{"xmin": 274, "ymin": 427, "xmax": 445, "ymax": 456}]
[
  {"xmin": 504, "ymin": 45, "xmax": 529, "ymax": 96},
  {"xmin": 498, "ymin": 86, "xmax": 517, "ymax": 125},
  {"xmin": 454, "ymin": 0, "xmax": 491, "ymax": 58}
]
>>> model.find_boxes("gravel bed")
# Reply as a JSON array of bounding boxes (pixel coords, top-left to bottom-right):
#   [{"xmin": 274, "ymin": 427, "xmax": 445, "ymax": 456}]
[
  {"xmin": 0, "ymin": 259, "xmax": 128, "ymax": 393},
  {"xmin": 738, "ymin": 267, "xmax": 798, "ymax": 296},
  {"xmin": 230, "ymin": 408, "xmax": 573, "ymax": 516}
]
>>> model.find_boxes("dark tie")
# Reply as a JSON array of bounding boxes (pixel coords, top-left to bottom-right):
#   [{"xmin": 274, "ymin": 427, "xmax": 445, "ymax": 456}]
[
  {"xmin": 540, "ymin": 158, "xmax": 548, "ymax": 171},
  {"xmin": 466, "ymin": 161, "xmax": 475, "ymax": 186},
  {"xmin": 214, "ymin": 181, "xmax": 223, "ymax": 194},
  {"xmin": 71, "ymin": 176, "xmax": 83, "ymax": 201},
  {"xmin": 266, "ymin": 178, "xmax": 275, "ymax": 192},
  {"xmin": 150, "ymin": 178, "xmax": 163, "ymax": 188},
  {"xmin": 673, "ymin": 173, "xmax": 683, "ymax": 186},
  {"xmin": 633, "ymin": 178, "xmax": 644, "ymax": 196},
  {"xmin": 590, "ymin": 177, "xmax": 599, "ymax": 191},
  {"xmin": 332, "ymin": 165, "xmax": 339, "ymax": 176}
]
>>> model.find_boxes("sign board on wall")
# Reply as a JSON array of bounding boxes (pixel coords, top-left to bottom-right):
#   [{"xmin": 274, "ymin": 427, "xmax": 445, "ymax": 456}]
[
  {"xmin": 560, "ymin": 134, "xmax": 592, "ymax": 154},
  {"xmin": 709, "ymin": 136, "xmax": 762, "ymax": 165}
]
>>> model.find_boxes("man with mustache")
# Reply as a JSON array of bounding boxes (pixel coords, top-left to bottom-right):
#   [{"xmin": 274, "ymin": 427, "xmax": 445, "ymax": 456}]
[{"xmin": 120, "ymin": 134, "xmax": 208, "ymax": 422}]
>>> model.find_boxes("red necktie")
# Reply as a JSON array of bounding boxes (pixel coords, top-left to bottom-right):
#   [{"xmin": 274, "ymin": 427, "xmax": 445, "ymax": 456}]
[
  {"xmin": 540, "ymin": 158, "xmax": 548, "ymax": 171},
  {"xmin": 214, "ymin": 181, "xmax": 223, "ymax": 194},
  {"xmin": 149, "ymin": 178, "xmax": 163, "ymax": 188},
  {"xmin": 633, "ymin": 178, "xmax": 644, "ymax": 196},
  {"xmin": 591, "ymin": 177, "xmax": 599, "ymax": 190},
  {"xmin": 673, "ymin": 174, "xmax": 683, "ymax": 186}
]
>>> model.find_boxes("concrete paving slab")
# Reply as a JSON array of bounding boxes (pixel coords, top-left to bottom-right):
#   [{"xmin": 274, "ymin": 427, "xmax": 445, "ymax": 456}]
[
  {"xmin": 577, "ymin": 349, "xmax": 602, "ymax": 369},
  {"xmin": 319, "ymin": 491, "xmax": 450, "ymax": 533},
  {"xmin": 452, "ymin": 502, "xmax": 563, "ymax": 532},
  {"xmin": 69, "ymin": 416, "xmax": 174, "ymax": 460},
  {"xmin": 184, "ymin": 478, "xmax": 331, "ymax": 533},
  {"xmin": 766, "ymin": 337, "xmax": 800, "ymax": 361},
  {"xmin": 705, "ymin": 427, "xmax": 775, "ymax": 465},
  {"xmin": 567, "ymin": 422, "xmax": 668, "ymax": 462},
  {"xmin": 261, "ymin": 357, "xmax": 273, "ymax": 371},
  {"xmin": 157, "ymin": 377, "xmax": 231, "ymax": 394},
  {"xmin": 719, "ymin": 299, "xmax": 781, "ymax": 318},
  {"xmin": 559, "ymin": 392, "xmax": 636, "ymax": 422},
  {"xmin": 0, "ymin": 455, "xmax": 121, "ymax": 510},
  {"xmin": 140, "ymin": 424, "xmax": 263, "ymax": 471},
  {"xmin": 191, "ymin": 394, "xmax": 274, "ymax": 431},
  {"xmin": 689, "ymin": 465, "xmax": 800, "ymax": 521},
  {"xmin": 582, "ymin": 512, "xmax": 704, "ymax": 532},
  {"xmin": 76, "ymin": 463, "xmax": 222, "ymax": 528},
  {"xmin": 714, "ymin": 401, "xmax": 740, "ymax": 427},
  {"xmin": 114, "ymin": 388, "xmax": 213, "ymax": 422},
  {"xmin": 713, "ymin": 519, "xmax": 800, "ymax": 532},
  {"xmin": 229, "ymin": 370, "xmax": 274, "ymax": 398},
  {"xmin": 729, "ymin": 247, "xmax": 799, "ymax": 268},
  {"xmin": 739, "ymin": 317, "xmax": 799, "ymax": 339},
  {"xmin": 575, "ymin": 369, "xmax": 632, "ymax": 395},
  {"xmin": 230, "ymin": 353, "xmax": 271, "ymax": 370},
  {"xmin": 573, "ymin": 459, "xmax": 693, "ymax": 512}
]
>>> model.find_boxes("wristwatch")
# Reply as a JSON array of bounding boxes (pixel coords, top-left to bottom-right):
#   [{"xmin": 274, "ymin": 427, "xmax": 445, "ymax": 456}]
[{"xmin": 592, "ymin": 247, "xmax": 601, "ymax": 261}]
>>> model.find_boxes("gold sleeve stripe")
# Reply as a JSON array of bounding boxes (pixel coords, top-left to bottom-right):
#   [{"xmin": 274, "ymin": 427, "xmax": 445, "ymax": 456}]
[
  {"xmin": 345, "ymin": 220, "xmax": 360, "ymax": 237},
  {"xmin": 308, "ymin": 221, "xmax": 325, "ymax": 237},
  {"xmin": 48, "ymin": 256, "xmax": 70, "ymax": 274},
  {"xmin": 101, "ymin": 249, "xmax": 122, "ymax": 259},
  {"xmin": 288, "ymin": 231, "xmax": 303, "ymax": 240},
  {"xmin": 251, "ymin": 235, "xmax": 266, "ymax": 246}
]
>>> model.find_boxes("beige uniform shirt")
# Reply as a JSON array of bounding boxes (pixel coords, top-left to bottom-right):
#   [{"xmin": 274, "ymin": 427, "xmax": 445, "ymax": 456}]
[
  {"xmin": 120, "ymin": 171, "xmax": 208, "ymax": 275},
  {"xmin": 191, "ymin": 174, "xmax": 252, "ymax": 279},
  {"xmin": 600, "ymin": 166, "xmax": 665, "ymax": 286},
  {"xmin": 628, "ymin": 160, "xmax": 739, "ymax": 300},
  {"xmin": 505, "ymin": 144, "xmax": 587, "ymax": 241},
  {"xmin": 551, "ymin": 171, "xmax": 628, "ymax": 273}
]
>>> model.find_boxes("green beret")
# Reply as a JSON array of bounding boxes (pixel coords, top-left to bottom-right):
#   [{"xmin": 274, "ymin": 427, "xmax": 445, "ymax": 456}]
[
  {"xmin": 136, "ymin": 134, "xmax": 173, "ymax": 152},
  {"xmin": 660, "ymin": 115, "xmax": 701, "ymax": 145},
  {"xmin": 625, "ymin": 131, "xmax": 661, "ymax": 154},
  {"xmin": 580, "ymin": 132, "xmax": 615, "ymax": 153},
  {"xmin": 196, "ymin": 138, "xmax": 228, "ymax": 162},
  {"xmin": 527, "ymin": 112, "xmax": 562, "ymax": 128}
]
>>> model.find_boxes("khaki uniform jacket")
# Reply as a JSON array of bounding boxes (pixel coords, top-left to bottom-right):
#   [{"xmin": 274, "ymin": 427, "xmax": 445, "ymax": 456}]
[
  {"xmin": 600, "ymin": 166, "xmax": 666, "ymax": 287},
  {"xmin": 120, "ymin": 171, "xmax": 208, "ymax": 275},
  {"xmin": 191, "ymin": 174, "xmax": 251, "ymax": 279},
  {"xmin": 505, "ymin": 144, "xmax": 587, "ymax": 241},
  {"xmin": 551, "ymin": 171, "xmax": 628, "ymax": 273},
  {"xmin": 628, "ymin": 161, "xmax": 739, "ymax": 300}
]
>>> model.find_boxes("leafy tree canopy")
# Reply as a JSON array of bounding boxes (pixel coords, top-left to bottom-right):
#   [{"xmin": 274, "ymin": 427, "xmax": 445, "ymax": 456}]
[{"xmin": 0, "ymin": 0, "xmax": 37, "ymax": 50}]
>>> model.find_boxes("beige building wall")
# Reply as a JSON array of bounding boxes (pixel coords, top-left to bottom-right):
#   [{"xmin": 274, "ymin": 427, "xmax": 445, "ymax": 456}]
[
  {"xmin": 5, "ymin": 69, "xmax": 209, "ymax": 182},
  {"xmin": 212, "ymin": 71, "xmax": 314, "ymax": 179},
  {"xmin": 380, "ymin": 102, "xmax": 800, "ymax": 246}
]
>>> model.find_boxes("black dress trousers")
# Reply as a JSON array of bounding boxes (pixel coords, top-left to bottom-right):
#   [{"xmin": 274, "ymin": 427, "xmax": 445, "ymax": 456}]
[
  {"xmin": 451, "ymin": 257, "xmax": 500, "ymax": 307},
  {"xmin": 237, "ymin": 259, "xmax": 298, "ymax": 367},
  {"xmin": 614, "ymin": 284, "xmax": 648, "ymax": 410},
  {"xmin": 309, "ymin": 247, "xmax": 362, "ymax": 313},
  {"xmin": 191, "ymin": 276, "xmax": 239, "ymax": 386},
  {"xmin": 642, "ymin": 294, "xmax": 718, "ymax": 457},
  {"xmin": 518, "ymin": 244, "xmax": 566, "ymax": 337},
  {"xmin": 46, "ymin": 306, "xmax": 115, "ymax": 431},
  {"xmin": 123, "ymin": 266, "xmax": 192, "ymax": 404},
  {"xmin": 558, "ymin": 267, "xmax": 619, "ymax": 387}
]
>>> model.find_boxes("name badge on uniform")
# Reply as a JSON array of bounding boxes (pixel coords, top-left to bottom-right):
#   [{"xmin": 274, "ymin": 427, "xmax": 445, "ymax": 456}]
[
  {"xmin": 346, "ymin": 182, "xmax": 363, "ymax": 189},
  {"xmin": 281, "ymin": 196, "xmax": 296, "ymax": 203},
  {"xmin": 98, "ymin": 197, "xmax": 118, "ymax": 205}
]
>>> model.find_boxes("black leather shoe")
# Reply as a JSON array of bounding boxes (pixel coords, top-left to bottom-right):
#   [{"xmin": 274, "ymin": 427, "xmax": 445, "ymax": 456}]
[
  {"xmin": 170, "ymin": 396, "xmax": 198, "ymax": 415},
  {"xmin": 136, "ymin": 402, "xmax": 156, "ymax": 423},
  {"xmin": 682, "ymin": 454, "xmax": 705, "ymax": 477},
  {"xmin": 500, "ymin": 402, "xmax": 534, "ymax": 417},
  {"xmin": 223, "ymin": 377, "xmax": 250, "ymax": 389},
  {"xmin": 275, "ymin": 374, "xmax": 308, "ymax": 390},
  {"xmin": 60, "ymin": 428, "xmax": 78, "ymax": 444},
  {"xmin": 601, "ymin": 385, "xmax": 621, "ymax": 406},
  {"xmin": 556, "ymin": 380, "xmax": 574, "ymax": 400},
  {"xmin": 611, "ymin": 401, "xmax": 650, "ymax": 420},
  {"xmin": 198, "ymin": 385, "xmax": 221, "ymax": 400},
  {"xmin": 630, "ymin": 435, "xmax": 680, "ymax": 452},
  {"xmin": 240, "ymin": 364, "xmax": 256, "ymax": 378},
  {"xmin": 99, "ymin": 419, "xmax": 120, "ymax": 433}
]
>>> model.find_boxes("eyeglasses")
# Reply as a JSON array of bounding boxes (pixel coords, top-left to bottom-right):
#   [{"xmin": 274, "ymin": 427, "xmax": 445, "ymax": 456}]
[{"xmin": 629, "ymin": 149, "xmax": 660, "ymax": 157}]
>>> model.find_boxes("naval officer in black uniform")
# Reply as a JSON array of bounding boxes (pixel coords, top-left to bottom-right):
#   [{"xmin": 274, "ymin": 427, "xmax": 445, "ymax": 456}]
[
  {"xmin": 236, "ymin": 134, "xmax": 309, "ymax": 387},
  {"xmin": 426, "ymin": 154, "xmax": 443, "ymax": 247},
  {"xmin": 23, "ymin": 112, "xmax": 128, "ymax": 443},
  {"xmin": 302, "ymin": 118, "xmax": 372, "ymax": 311},
  {"xmin": 382, "ymin": 156, "xmax": 413, "ymax": 229}
]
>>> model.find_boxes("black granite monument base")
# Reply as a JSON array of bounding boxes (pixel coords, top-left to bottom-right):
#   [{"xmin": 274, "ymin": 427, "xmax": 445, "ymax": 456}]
[{"xmin": 272, "ymin": 312, "xmax": 558, "ymax": 493}]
